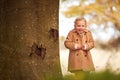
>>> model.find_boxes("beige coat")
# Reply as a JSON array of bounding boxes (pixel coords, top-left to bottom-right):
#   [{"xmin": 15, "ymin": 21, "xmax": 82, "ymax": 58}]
[{"xmin": 64, "ymin": 29, "xmax": 95, "ymax": 72}]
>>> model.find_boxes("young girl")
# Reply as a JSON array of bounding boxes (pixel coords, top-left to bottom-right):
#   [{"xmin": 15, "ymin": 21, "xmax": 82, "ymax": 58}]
[{"xmin": 64, "ymin": 17, "xmax": 95, "ymax": 79}]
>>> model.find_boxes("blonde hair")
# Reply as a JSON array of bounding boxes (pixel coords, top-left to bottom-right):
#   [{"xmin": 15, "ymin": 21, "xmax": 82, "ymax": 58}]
[{"xmin": 74, "ymin": 17, "xmax": 87, "ymax": 27}]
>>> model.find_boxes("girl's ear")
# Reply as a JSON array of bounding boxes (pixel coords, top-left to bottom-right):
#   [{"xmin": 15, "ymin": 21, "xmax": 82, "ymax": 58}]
[{"xmin": 86, "ymin": 23, "xmax": 88, "ymax": 27}]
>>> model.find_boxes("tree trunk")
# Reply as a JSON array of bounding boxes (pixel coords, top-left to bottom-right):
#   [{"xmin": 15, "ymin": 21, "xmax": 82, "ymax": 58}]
[{"xmin": 0, "ymin": 0, "xmax": 62, "ymax": 80}]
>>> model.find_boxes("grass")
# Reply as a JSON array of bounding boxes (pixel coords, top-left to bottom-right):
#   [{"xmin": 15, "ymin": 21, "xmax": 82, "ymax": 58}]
[{"xmin": 44, "ymin": 70, "xmax": 120, "ymax": 80}]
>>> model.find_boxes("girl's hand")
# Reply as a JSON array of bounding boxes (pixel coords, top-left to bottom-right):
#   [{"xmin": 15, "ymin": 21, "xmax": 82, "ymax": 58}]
[{"xmin": 75, "ymin": 44, "xmax": 82, "ymax": 49}]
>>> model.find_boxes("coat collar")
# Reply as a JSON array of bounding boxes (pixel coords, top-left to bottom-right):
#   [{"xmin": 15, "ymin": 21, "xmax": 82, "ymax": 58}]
[{"xmin": 72, "ymin": 29, "xmax": 89, "ymax": 35}]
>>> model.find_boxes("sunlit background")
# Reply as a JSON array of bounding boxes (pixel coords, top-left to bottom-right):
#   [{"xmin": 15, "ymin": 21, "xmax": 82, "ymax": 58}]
[{"xmin": 59, "ymin": 0, "xmax": 120, "ymax": 76}]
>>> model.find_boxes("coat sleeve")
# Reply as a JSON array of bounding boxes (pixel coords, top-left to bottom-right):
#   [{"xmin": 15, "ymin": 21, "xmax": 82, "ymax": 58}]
[
  {"xmin": 85, "ymin": 31, "xmax": 94, "ymax": 50},
  {"xmin": 64, "ymin": 32, "xmax": 76, "ymax": 50}
]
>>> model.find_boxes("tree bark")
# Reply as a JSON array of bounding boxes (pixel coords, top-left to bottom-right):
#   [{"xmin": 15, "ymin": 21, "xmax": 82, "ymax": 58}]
[{"xmin": 0, "ymin": 0, "xmax": 62, "ymax": 80}]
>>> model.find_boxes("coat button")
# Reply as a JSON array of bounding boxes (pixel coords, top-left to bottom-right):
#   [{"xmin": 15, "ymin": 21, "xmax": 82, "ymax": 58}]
[{"xmin": 76, "ymin": 54, "xmax": 79, "ymax": 56}]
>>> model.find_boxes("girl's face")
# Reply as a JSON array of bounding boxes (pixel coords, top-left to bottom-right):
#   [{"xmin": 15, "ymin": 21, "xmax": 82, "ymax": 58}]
[{"xmin": 74, "ymin": 20, "xmax": 86, "ymax": 32}]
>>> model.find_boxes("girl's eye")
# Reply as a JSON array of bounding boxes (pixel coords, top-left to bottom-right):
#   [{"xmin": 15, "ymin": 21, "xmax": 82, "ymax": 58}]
[{"xmin": 82, "ymin": 25, "xmax": 85, "ymax": 27}]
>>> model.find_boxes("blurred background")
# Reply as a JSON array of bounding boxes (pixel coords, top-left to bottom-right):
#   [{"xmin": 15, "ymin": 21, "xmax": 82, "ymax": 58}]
[{"xmin": 59, "ymin": 0, "xmax": 120, "ymax": 76}]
